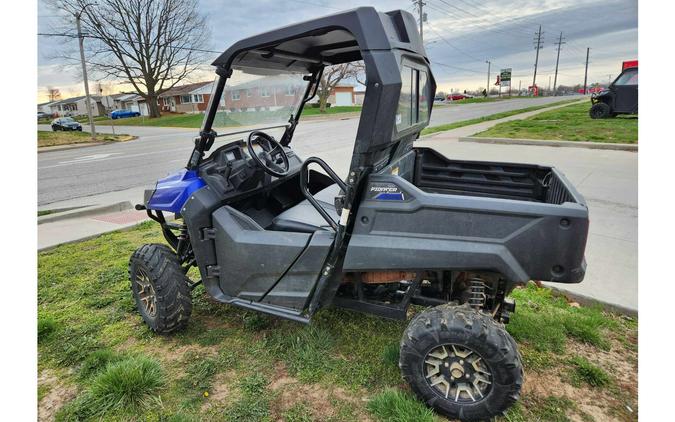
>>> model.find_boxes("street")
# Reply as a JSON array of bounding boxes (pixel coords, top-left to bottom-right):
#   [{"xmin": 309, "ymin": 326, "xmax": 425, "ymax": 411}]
[{"xmin": 38, "ymin": 96, "xmax": 571, "ymax": 206}]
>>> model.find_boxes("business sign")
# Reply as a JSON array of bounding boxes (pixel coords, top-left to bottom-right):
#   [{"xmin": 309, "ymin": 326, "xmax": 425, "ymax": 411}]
[{"xmin": 500, "ymin": 68, "xmax": 512, "ymax": 87}]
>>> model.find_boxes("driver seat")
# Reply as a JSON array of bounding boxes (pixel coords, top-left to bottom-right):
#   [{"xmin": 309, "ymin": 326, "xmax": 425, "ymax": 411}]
[{"xmin": 271, "ymin": 184, "xmax": 342, "ymax": 233}]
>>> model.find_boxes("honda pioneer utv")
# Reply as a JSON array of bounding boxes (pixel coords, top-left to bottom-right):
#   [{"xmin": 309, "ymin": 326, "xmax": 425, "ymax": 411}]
[{"xmin": 129, "ymin": 7, "xmax": 589, "ymax": 421}]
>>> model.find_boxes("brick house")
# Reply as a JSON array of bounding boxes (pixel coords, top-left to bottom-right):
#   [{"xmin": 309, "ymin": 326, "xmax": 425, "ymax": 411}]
[
  {"xmin": 158, "ymin": 81, "xmax": 213, "ymax": 113},
  {"xmin": 222, "ymin": 76, "xmax": 305, "ymax": 112}
]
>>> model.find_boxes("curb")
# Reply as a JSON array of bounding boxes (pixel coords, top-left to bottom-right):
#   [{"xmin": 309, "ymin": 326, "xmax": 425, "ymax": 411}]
[
  {"xmin": 38, "ymin": 142, "xmax": 108, "ymax": 153},
  {"xmin": 38, "ymin": 201, "xmax": 133, "ymax": 225},
  {"xmin": 546, "ymin": 284, "xmax": 637, "ymax": 318},
  {"xmin": 459, "ymin": 136, "xmax": 638, "ymax": 151},
  {"xmin": 38, "ymin": 221, "xmax": 144, "ymax": 252}
]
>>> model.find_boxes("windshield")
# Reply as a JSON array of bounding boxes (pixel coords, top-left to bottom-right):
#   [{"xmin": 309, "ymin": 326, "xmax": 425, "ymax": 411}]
[
  {"xmin": 61, "ymin": 117, "xmax": 75, "ymax": 123},
  {"xmin": 211, "ymin": 69, "xmax": 310, "ymax": 135}
]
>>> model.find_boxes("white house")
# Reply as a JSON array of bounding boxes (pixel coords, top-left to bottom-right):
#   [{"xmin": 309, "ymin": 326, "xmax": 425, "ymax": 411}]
[{"xmin": 48, "ymin": 96, "xmax": 106, "ymax": 117}]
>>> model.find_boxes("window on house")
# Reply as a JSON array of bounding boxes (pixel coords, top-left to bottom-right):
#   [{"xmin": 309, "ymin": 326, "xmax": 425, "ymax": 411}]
[
  {"xmin": 260, "ymin": 87, "xmax": 270, "ymax": 97},
  {"xmin": 181, "ymin": 95, "xmax": 191, "ymax": 104},
  {"xmin": 192, "ymin": 94, "xmax": 204, "ymax": 103},
  {"xmin": 246, "ymin": 89, "xmax": 252, "ymax": 97},
  {"xmin": 232, "ymin": 90, "xmax": 241, "ymax": 100},
  {"xmin": 285, "ymin": 85, "xmax": 295, "ymax": 96}
]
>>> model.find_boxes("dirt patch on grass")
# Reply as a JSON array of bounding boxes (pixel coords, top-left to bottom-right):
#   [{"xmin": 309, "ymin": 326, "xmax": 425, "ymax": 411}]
[
  {"xmin": 38, "ymin": 370, "xmax": 77, "ymax": 422},
  {"xmin": 201, "ymin": 370, "xmax": 238, "ymax": 411},
  {"xmin": 269, "ymin": 366, "xmax": 371, "ymax": 421},
  {"xmin": 522, "ymin": 348, "xmax": 637, "ymax": 422}
]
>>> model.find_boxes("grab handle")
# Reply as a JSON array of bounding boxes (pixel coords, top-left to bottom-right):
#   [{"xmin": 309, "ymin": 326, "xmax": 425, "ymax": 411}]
[{"xmin": 299, "ymin": 157, "xmax": 347, "ymax": 231}]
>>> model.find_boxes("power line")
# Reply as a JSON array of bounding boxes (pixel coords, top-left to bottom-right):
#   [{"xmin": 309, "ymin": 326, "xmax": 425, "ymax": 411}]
[{"xmin": 38, "ymin": 32, "xmax": 222, "ymax": 54}]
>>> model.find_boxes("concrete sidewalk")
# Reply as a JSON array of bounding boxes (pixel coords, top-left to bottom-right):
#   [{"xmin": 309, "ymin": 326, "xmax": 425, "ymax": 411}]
[{"xmin": 38, "ymin": 208, "xmax": 150, "ymax": 251}]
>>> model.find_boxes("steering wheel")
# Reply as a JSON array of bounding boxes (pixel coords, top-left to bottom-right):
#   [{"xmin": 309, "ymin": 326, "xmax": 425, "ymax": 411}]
[{"xmin": 247, "ymin": 131, "xmax": 290, "ymax": 177}]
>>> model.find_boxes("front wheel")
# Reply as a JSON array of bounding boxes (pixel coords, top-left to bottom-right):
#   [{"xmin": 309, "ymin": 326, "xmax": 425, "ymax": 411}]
[
  {"xmin": 589, "ymin": 102, "xmax": 611, "ymax": 119},
  {"xmin": 129, "ymin": 243, "xmax": 192, "ymax": 333},
  {"xmin": 400, "ymin": 304, "xmax": 523, "ymax": 421}
]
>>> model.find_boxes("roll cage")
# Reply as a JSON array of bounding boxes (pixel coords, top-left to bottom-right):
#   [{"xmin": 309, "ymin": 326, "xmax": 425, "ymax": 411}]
[{"xmin": 183, "ymin": 7, "xmax": 436, "ymax": 313}]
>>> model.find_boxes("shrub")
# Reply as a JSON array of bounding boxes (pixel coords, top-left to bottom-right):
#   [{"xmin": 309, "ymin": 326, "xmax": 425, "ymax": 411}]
[{"xmin": 86, "ymin": 356, "xmax": 165, "ymax": 416}]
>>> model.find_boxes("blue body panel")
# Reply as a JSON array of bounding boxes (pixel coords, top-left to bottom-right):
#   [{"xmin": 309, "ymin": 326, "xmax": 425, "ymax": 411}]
[{"xmin": 147, "ymin": 169, "xmax": 206, "ymax": 214}]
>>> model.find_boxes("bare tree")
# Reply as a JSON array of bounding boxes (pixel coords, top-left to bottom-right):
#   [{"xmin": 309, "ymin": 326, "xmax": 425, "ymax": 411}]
[
  {"xmin": 52, "ymin": 0, "xmax": 209, "ymax": 117},
  {"xmin": 47, "ymin": 87, "xmax": 62, "ymax": 102},
  {"xmin": 316, "ymin": 63, "xmax": 364, "ymax": 113}
]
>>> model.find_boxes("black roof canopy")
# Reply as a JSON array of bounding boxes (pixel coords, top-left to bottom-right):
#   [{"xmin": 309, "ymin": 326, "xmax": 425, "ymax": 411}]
[{"xmin": 212, "ymin": 7, "xmax": 428, "ymax": 73}]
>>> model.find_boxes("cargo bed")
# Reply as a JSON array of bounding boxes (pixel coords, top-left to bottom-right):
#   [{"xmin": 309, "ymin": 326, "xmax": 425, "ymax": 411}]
[
  {"xmin": 344, "ymin": 148, "xmax": 589, "ymax": 285},
  {"xmin": 413, "ymin": 148, "xmax": 583, "ymax": 205}
]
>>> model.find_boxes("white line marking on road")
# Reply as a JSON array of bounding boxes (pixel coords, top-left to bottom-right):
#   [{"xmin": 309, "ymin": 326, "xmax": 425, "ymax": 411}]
[
  {"xmin": 40, "ymin": 147, "xmax": 189, "ymax": 170},
  {"xmin": 58, "ymin": 153, "xmax": 122, "ymax": 165}
]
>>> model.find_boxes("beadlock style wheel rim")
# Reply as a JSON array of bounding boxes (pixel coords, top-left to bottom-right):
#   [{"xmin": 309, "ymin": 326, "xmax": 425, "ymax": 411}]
[
  {"xmin": 134, "ymin": 268, "xmax": 157, "ymax": 317},
  {"xmin": 424, "ymin": 344, "xmax": 493, "ymax": 403}
]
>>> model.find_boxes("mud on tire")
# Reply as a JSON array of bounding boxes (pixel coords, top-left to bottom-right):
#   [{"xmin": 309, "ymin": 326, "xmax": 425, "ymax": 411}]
[
  {"xmin": 399, "ymin": 304, "xmax": 523, "ymax": 421},
  {"xmin": 129, "ymin": 243, "xmax": 192, "ymax": 333}
]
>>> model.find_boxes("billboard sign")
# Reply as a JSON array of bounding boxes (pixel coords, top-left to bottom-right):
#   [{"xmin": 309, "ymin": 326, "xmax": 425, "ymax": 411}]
[{"xmin": 500, "ymin": 68, "xmax": 512, "ymax": 87}]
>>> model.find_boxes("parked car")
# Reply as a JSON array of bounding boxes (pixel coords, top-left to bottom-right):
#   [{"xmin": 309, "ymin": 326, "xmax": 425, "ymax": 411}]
[
  {"xmin": 37, "ymin": 111, "xmax": 52, "ymax": 120},
  {"xmin": 433, "ymin": 95, "xmax": 446, "ymax": 102},
  {"xmin": 51, "ymin": 117, "xmax": 82, "ymax": 131},
  {"xmin": 447, "ymin": 93, "xmax": 473, "ymax": 101},
  {"xmin": 589, "ymin": 66, "xmax": 638, "ymax": 119},
  {"xmin": 110, "ymin": 109, "xmax": 141, "ymax": 119}
]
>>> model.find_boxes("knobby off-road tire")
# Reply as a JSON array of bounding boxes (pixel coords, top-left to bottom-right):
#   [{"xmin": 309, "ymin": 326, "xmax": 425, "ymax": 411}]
[
  {"xmin": 129, "ymin": 243, "xmax": 192, "ymax": 333},
  {"xmin": 400, "ymin": 304, "xmax": 523, "ymax": 421},
  {"xmin": 589, "ymin": 102, "xmax": 611, "ymax": 119}
]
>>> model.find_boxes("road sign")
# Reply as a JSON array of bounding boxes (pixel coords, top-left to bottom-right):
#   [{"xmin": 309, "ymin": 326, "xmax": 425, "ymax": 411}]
[{"xmin": 500, "ymin": 68, "xmax": 512, "ymax": 87}]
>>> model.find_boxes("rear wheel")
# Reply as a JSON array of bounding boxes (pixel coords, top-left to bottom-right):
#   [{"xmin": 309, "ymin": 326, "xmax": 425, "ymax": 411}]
[
  {"xmin": 589, "ymin": 102, "xmax": 611, "ymax": 119},
  {"xmin": 400, "ymin": 304, "xmax": 523, "ymax": 421},
  {"xmin": 129, "ymin": 243, "xmax": 192, "ymax": 333}
]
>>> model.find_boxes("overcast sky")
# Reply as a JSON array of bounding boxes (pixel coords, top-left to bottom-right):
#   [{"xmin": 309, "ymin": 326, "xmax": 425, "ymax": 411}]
[{"xmin": 37, "ymin": 0, "xmax": 637, "ymax": 101}]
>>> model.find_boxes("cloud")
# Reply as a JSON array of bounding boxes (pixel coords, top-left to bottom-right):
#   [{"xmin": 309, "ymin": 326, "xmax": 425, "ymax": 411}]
[{"xmin": 38, "ymin": 0, "xmax": 637, "ymax": 97}]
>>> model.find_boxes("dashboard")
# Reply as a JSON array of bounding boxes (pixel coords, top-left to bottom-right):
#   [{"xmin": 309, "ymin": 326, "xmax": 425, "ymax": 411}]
[{"xmin": 198, "ymin": 139, "xmax": 302, "ymax": 198}]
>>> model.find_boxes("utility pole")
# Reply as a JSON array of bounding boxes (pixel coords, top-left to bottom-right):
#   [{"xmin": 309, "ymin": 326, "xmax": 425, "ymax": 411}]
[
  {"xmin": 548, "ymin": 75, "xmax": 551, "ymax": 94},
  {"xmin": 532, "ymin": 25, "xmax": 544, "ymax": 95},
  {"xmin": 583, "ymin": 47, "xmax": 590, "ymax": 95},
  {"xmin": 74, "ymin": 4, "xmax": 96, "ymax": 141},
  {"xmin": 553, "ymin": 32, "xmax": 565, "ymax": 95},
  {"xmin": 485, "ymin": 60, "xmax": 491, "ymax": 96},
  {"xmin": 413, "ymin": 0, "xmax": 426, "ymax": 42},
  {"xmin": 607, "ymin": 74, "xmax": 612, "ymax": 85}
]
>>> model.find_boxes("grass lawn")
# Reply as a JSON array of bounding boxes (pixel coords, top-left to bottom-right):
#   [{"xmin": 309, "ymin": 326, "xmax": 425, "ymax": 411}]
[
  {"xmin": 93, "ymin": 106, "xmax": 363, "ymax": 129},
  {"xmin": 38, "ymin": 222, "xmax": 637, "ymax": 421},
  {"xmin": 474, "ymin": 102, "xmax": 638, "ymax": 143},
  {"xmin": 442, "ymin": 96, "xmax": 537, "ymax": 105},
  {"xmin": 421, "ymin": 99, "xmax": 580, "ymax": 136},
  {"xmin": 37, "ymin": 131, "xmax": 136, "ymax": 148}
]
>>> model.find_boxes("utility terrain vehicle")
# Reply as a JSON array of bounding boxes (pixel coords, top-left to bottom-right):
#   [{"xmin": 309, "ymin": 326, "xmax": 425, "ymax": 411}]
[
  {"xmin": 590, "ymin": 66, "xmax": 638, "ymax": 118},
  {"xmin": 130, "ymin": 7, "xmax": 589, "ymax": 420}
]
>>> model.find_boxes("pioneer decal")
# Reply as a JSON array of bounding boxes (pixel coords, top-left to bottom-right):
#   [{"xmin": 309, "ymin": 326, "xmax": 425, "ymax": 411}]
[{"xmin": 368, "ymin": 183, "xmax": 405, "ymax": 201}]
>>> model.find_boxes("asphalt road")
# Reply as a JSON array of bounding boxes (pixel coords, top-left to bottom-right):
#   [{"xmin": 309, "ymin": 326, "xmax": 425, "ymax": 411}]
[{"xmin": 38, "ymin": 96, "xmax": 573, "ymax": 206}]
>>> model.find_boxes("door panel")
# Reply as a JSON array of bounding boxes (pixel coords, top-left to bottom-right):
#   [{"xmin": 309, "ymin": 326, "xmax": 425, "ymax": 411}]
[
  {"xmin": 211, "ymin": 206, "xmax": 332, "ymax": 311},
  {"xmin": 612, "ymin": 69, "xmax": 638, "ymax": 113},
  {"xmin": 212, "ymin": 206, "xmax": 309, "ymax": 300}
]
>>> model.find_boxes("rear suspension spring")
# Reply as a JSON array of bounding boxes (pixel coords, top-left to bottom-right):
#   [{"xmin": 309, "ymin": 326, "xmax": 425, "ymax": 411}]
[{"xmin": 468, "ymin": 276, "xmax": 487, "ymax": 309}]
